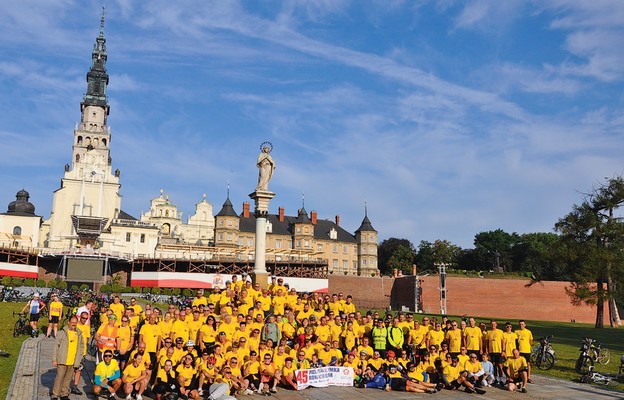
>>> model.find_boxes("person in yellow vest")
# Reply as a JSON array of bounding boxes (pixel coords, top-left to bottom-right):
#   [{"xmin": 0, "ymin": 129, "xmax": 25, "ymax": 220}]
[
  {"xmin": 122, "ymin": 353, "xmax": 148, "ymax": 400},
  {"xmin": 92, "ymin": 349, "xmax": 122, "ymax": 398},
  {"xmin": 95, "ymin": 314, "xmax": 120, "ymax": 364},
  {"xmin": 47, "ymin": 293, "xmax": 63, "ymax": 338}
]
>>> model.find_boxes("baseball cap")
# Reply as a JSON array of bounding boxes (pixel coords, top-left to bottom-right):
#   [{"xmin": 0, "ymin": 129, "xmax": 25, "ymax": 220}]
[
  {"xmin": 386, "ymin": 350, "xmax": 395, "ymax": 357},
  {"xmin": 108, "ymin": 314, "xmax": 117, "ymax": 320},
  {"xmin": 186, "ymin": 340, "xmax": 195, "ymax": 346}
]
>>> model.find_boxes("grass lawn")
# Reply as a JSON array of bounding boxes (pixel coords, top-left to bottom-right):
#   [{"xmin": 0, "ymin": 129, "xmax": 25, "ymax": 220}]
[
  {"xmin": 416, "ymin": 312, "xmax": 624, "ymax": 391},
  {"xmin": 0, "ymin": 302, "xmax": 32, "ymax": 399}
]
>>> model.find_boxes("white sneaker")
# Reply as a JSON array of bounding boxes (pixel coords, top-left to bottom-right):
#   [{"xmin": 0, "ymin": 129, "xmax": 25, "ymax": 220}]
[
  {"xmin": 125, "ymin": 395, "xmax": 132, "ymax": 400},
  {"xmin": 244, "ymin": 388, "xmax": 254, "ymax": 395},
  {"xmin": 136, "ymin": 395, "xmax": 143, "ymax": 400},
  {"xmin": 257, "ymin": 387, "xmax": 263, "ymax": 394},
  {"xmin": 198, "ymin": 388, "xmax": 204, "ymax": 396}
]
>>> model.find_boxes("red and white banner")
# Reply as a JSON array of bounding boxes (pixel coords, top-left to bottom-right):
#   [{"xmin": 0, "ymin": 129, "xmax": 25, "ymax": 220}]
[
  {"xmin": 295, "ymin": 367, "xmax": 354, "ymax": 390},
  {"xmin": 0, "ymin": 262, "xmax": 38, "ymax": 279},
  {"xmin": 131, "ymin": 271, "xmax": 328, "ymax": 293}
]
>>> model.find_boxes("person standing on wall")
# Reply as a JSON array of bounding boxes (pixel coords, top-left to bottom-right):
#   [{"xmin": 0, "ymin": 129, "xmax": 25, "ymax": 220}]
[{"xmin": 51, "ymin": 316, "xmax": 84, "ymax": 400}]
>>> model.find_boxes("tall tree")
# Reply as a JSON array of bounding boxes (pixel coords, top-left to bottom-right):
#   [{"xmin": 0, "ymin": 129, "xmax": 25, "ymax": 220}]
[
  {"xmin": 473, "ymin": 229, "xmax": 520, "ymax": 272},
  {"xmin": 512, "ymin": 232, "xmax": 565, "ymax": 280},
  {"xmin": 377, "ymin": 238, "xmax": 416, "ymax": 275},
  {"xmin": 555, "ymin": 177, "xmax": 624, "ymax": 328}
]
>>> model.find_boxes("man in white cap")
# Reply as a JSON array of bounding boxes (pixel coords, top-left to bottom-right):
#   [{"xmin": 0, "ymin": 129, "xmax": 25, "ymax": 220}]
[{"xmin": 22, "ymin": 292, "xmax": 46, "ymax": 337}]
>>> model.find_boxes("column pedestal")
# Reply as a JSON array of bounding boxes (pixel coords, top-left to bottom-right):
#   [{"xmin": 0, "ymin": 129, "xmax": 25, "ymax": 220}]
[{"xmin": 249, "ymin": 190, "xmax": 275, "ymax": 290}]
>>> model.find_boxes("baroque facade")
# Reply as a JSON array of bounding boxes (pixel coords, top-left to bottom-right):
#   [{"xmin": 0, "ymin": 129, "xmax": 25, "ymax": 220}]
[{"xmin": 0, "ymin": 14, "xmax": 379, "ymax": 278}]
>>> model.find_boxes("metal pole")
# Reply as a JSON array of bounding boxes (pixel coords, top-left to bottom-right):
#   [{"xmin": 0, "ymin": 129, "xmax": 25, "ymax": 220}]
[{"xmin": 436, "ymin": 263, "xmax": 448, "ymax": 315}]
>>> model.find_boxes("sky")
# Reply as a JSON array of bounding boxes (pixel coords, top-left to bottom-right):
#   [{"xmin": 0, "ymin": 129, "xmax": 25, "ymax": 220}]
[{"xmin": 0, "ymin": 0, "xmax": 623, "ymax": 249}]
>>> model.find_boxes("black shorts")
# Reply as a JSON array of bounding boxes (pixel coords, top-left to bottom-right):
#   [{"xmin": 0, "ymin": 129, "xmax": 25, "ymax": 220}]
[
  {"xmin": 520, "ymin": 353, "xmax": 531, "ymax": 362},
  {"xmin": 29, "ymin": 314, "xmax": 40, "ymax": 322},
  {"xmin": 390, "ymin": 378, "xmax": 407, "ymax": 391},
  {"xmin": 489, "ymin": 353, "xmax": 503, "ymax": 364},
  {"xmin": 49, "ymin": 316, "xmax": 60, "ymax": 324},
  {"xmin": 449, "ymin": 379, "xmax": 461, "ymax": 389}
]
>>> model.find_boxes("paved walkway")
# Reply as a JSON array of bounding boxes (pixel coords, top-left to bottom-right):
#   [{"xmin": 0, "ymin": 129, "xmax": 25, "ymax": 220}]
[{"xmin": 7, "ymin": 335, "xmax": 624, "ymax": 400}]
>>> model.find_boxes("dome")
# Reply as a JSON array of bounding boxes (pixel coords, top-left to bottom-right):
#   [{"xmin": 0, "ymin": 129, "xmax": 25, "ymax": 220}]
[{"xmin": 7, "ymin": 189, "xmax": 36, "ymax": 216}]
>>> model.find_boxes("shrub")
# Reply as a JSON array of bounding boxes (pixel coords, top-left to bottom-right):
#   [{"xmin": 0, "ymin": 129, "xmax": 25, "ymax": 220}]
[
  {"xmin": 1, "ymin": 276, "xmax": 12, "ymax": 286},
  {"xmin": 11, "ymin": 277, "xmax": 24, "ymax": 286},
  {"xmin": 80, "ymin": 284, "xmax": 89, "ymax": 291},
  {"xmin": 100, "ymin": 284, "xmax": 112, "ymax": 293},
  {"xmin": 57, "ymin": 280, "xmax": 67, "ymax": 289},
  {"xmin": 172, "ymin": 288, "xmax": 181, "ymax": 296},
  {"xmin": 163, "ymin": 288, "xmax": 172, "ymax": 296},
  {"xmin": 142, "ymin": 287, "xmax": 151, "ymax": 294},
  {"xmin": 35, "ymin": 279, "xmax": 47, "ymax": 288},
  {"xmin": 182, "ymin": 288, "xmax": 192, "ymax": 297},
  {"xmin": 152, "ymin": 287, "xmax": 161, "ymax": 295},
  {"xmin": 71, "ymin": 284, "xmax": 80, "ymax": 291}
]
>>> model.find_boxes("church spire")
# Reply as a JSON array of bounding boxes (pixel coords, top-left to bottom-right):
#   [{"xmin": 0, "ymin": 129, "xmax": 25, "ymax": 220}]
[{"xmin": 81, "ymin": 5, "xmax": 110, "ymax": 114}]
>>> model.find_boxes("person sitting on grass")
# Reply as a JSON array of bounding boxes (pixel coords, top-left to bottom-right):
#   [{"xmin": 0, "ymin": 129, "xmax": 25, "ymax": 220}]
[
  {"xmin": 92, "ymin": 350, "xmax": 122, "ymax": 399},
  {"xmin": 503, "ymin": 348, "xmax": 528, "ymax": 393},
  {"xmin": 442, "ymin": 356, "xmax": 486, "ymax": 394}
]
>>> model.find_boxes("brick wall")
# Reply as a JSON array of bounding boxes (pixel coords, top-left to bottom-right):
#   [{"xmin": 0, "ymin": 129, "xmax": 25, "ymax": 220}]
[{"xmin": 329, "ymin": 275, "xmax": 601, "ymax": 324}]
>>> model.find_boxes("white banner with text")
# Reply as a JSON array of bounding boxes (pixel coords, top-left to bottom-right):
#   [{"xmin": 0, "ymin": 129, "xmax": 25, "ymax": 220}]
[{"xmin": 295, "ymin": 367, "xmax": 354, "ymax": 390}]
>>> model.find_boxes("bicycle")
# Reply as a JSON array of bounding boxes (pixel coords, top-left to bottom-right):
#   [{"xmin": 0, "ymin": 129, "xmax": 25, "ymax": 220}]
[
  {"xmin": 530, "ymin": 335, "xmax": 556, "ymax": 370},
  {"xmin": 576, "ymin": 338, "xmax": 611, "ymax": 374},
  {"xmin": 13, "ymin": 312, "xmax": 30, "ymax": 337},
  {"xmin": 580, "ymin": 367, "xmax": 620, "ymax": 386}
]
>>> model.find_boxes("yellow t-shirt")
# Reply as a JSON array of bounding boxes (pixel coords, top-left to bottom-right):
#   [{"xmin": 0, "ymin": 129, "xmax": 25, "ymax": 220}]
[
  {"xmin": 446, "ymin": 329, "xmax": 462, "ymax": 353},
  {"xmin": 76, "ymin": 323, "xmax": 90, "ymax": 355},
  {"xmin": 427, "ymin": 329, "xmax": 444, "ymax": 348},
  {"xmin": 502, "ymin": 331, "xmax": 518, "ymax": 353},
  {"xmin": 464, "ymin": 360, "xmax": 483, "ymax": 374},
  {"xmin": 515, "ymin": 329, "xmax": 533, "ymax": 354},
  {"xmin": 95, "ymin": 359, "xmax": 120, "ymax": 380},
  {"xmin": 199, "ymin": 324, "xmax": 218, "ymax": 344},
  {"xmin": 443, "ymin": 363, "xmax": 461, "ymax": 381},
  {"xmin": 123, "ymin": 363, "xmax": 145, "ymax": 383},
  {"xmin": 487, "ymin": 329, "xmax": 504, "ymax": 353},
  {"xmin": 176, "ymin": 364, "xmax": 197, "ymax": 386},
  {"xmin": 505, "ymin": 356, "xmax": 528, "ymax": 377},
  {"xmin": 463, "ymin": 326, "xmax": 482, "ymax": 351},
  {"xmin": 139, "ymin": 323, "xmax": 160, "ymax": 353},
  {"xmin": 49, "ymin": 301, "xmax": 63, "ymax": 317},
  {"xmin": 66, "ymin": 330, "xmax": 79, "ymax": 365},
  {"xmin": 245, "ymin": 360, "xmax": 260, "ymax": 375}
]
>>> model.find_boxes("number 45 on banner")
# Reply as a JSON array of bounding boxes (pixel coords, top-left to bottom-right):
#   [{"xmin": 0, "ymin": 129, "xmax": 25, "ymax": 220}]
[{"xmin": 296, "ymin": 370, "xmax": 308, "ymax": 384}]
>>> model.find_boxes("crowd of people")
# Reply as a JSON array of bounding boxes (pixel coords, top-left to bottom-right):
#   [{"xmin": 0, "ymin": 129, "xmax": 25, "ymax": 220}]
[{"xmin": 47, "ymin": 274, "xmax": 535, "ymax": 400}]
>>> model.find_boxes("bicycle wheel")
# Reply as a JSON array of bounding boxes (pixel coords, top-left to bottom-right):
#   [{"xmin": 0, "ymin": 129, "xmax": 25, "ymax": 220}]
[
  {"xmin": 536, "ymin": 352, "xmax": 555, "ymax": 370},
  {"xmin": 575, "ymin": 355, "xmax": 593, "ymax": 374},
  {"xmin": 13, "ymin": 321, "xmax": 21, "ymax": 337},
  {"xmin": 597, "ymin": 348, "xmax": 610, "ymax": 365}
]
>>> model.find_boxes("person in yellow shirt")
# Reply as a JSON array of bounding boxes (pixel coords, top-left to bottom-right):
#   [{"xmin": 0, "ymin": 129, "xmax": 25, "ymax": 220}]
[
  {"xmin": 457, "ymin": 346, "xmax": 470, "ymax": 366},
  {"xmin": 46, "ymin": 293, "xmax": 63, "ymax": 338},
  {"xmin": 463, "ymin": 317, "xmax": 482, "ymax": 357},
  {"xmin": 485, "ymin": 320, "xmax": 505, "ymax": 385},
  {"xmin": 197, "ymin": 353, "xmax": 218, "ymax": 393},
  {"xmin": 176, "ymin": 354, "xmax": 200, "ymax": 399},
  {"xmin": 464, "ymin": 352, "xmax": 486, "ymax": 387},
  {"xmin": 187, "ymin": 310, "xmax": 204, "ymax": 345},
  {"xmin": 503, "ymin": 348, "xmax": 528, "ymax": 393},
  {"xmin": 445, "ymin": 321, "xmax": 462, "ymax": 355},
  {"xmin": 427, "ymin": 323, "xmax": 445, "ymax": 350},
  {"xmin": 129, "ymin": 298, "xmax": 143, "ymax": 320},
  {"xmin": 117, "ymin": 316, "xmax": 135, "ymax": 370},
  {"xmin": 442, "ymin": 356, "xmax": 485, "ymax": 394},
  {"xmin": 207, "ymin": 288, "xmax": 222, "ymax": 313},
  {"xmin": 108, "ymin": 296, "xmax": 125, "ymax": 325},
  {"xmin": 93, "ymin": 350, "xmax": 122, "ymax": 397},
  {"xmin": 515, "ymin": 320, "xmax": 534, "ymax": 383},
  {"xmin": 139, "ymin": 314, "xmax": 161, "ymax": 367},
  {"xmin": 169, "ymin": 311, "xmax": 190, "ymax": 342},
  {"xmin": 153, "ymin": 358, "xmax": 177, "ymax": 399},
  {"xmin": 502, "ymin": 322, "xmax": 518, "ymax": 356},
  {"xmin": 404, "ymin": 362, "xmax": 440, "ymax": 393},
  {"xmin": 122, "ymin": 354, "xmax": 148, "ymax": 400},
  {"xmin": 95, "ymin": 315, "xmax": 120, "ymax": 364},
  {"xmin": 71, "ymin": 311, "xmax": 91, "ymax": 395},
  {"xmin": 280, "ymin": 357, "xmax": 298, "ymax": 390},
  {"xmin": 192, "ymin": 289, "xmax": 208, "ymax": 308},
  {"xmin": 408, "ymin": 320, "xmax": 427, "ymax": 357}
]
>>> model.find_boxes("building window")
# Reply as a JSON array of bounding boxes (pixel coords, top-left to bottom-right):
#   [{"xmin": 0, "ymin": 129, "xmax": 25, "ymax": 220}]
[
  {"xmin": 12, "ymin": 226, "xmax": 22, "ymax": 235},
  {"xmin": 333, "ymin": 259, "xmax": 338, "ymax": 269},
  {"xmin": 304, "ymin": 240, "xmax": 309, "ymax": 247},
  {"xmin": 333, "ymin": 244, "xmax": 338, "ymax": 253},
  {"xmin": 317, "ymin": 244, "xmax": 323, "ymax": 252},
  {"xmin": 343, "ymin": 245, "xmax": 347, "ymax": 254},
  {"xmin": 296, "ymin": 239, "xmax": 302, "ymax": 248},
  {"xmin": 228, "ymin": 220, "xmax": 232, "ymax": 226},
  {"xmin": 248, "ymin": 239, "xmax": 253, "ymax": 246},
  {"xmin": 126, "ymin": 232, "xmax": 131, "ymax": 242},
  {"xmin": 276, "ymin": 239, "xmax": 281, "ymax": 249},
  {"xmin": 140, "ymin": 234, "xmax": 145, "ymax": 243},
  {"xmin": 227, "ymin": 233, "xmax": 232, "ymax": 241},
  {"xmin": 329, "ymin": 228, "xmax": 337, "ymax": 240},
  {"xmin": 296, "ymin": 227, "xmax": 301, "ymax": 233},
  {"xmin": 363, "ymin": 259, "xmax": 367, "ymax": 266},
  {"xmin": 343, "ymin": 260, "xmax": 347, "ymax": 270},
  {"xmin": 218, "ymin": 233, "xmax": 223, "ymax": 240},
  {"xmin": 353, "ymin": 261, "xmax": 357, "ymax": 269},
  {"xmin": 219, "ymin": 220, "xmax": 223, "ymax": 226}
]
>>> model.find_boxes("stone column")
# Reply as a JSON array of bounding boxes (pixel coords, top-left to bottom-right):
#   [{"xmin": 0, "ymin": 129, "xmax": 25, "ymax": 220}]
[{"xmin": 249, "ymin": 189, "xmax": 275, "ymax": 290}]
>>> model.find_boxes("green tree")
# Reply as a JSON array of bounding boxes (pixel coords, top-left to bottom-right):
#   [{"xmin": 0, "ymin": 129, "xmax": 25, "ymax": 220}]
[
  {"xmin": 555, "ymin": 177, "xmax": 624, "ymax": 328},
  {"xmin": 512, "ymin": 232, "xmax": 564, "ymax": 280},
  {"xmin": 387, "ymin": 244, "xmax": 416, "ymax": 275},
  {"xmin": 415, "ymin": 240, "xmax": 462, "ymax": 271},
  {"xmin": 473, "ymin": 229, "xmax": 520, "ymax": 272},
  {"xmin": 378, "ymin": 238, "xmax": 415, "ymax": 275}
]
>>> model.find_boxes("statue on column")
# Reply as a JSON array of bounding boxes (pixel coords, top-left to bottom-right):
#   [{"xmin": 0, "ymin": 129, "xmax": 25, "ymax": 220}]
[{"xmin": 256, "ymin": 142, "xmax": 275, "ymax": 191}]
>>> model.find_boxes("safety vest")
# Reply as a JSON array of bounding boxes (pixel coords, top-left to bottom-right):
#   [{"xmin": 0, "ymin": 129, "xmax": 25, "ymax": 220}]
[
  {"xmin": 371, "ymin": 327, "xmax": 388, "ymax": 350},
  {"xmin": 98, "ymin": 325, "xmax": 119, "ymax": 351}
]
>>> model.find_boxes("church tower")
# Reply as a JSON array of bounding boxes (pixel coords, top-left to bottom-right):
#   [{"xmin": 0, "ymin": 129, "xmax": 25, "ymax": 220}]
[{"xmin": 41, "ymin": 9, "xmax": 121, "ymax": 249}]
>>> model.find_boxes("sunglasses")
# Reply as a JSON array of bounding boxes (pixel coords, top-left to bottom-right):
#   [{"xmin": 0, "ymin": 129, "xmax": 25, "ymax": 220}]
[{"xmin": 104, "ymin": 354, "xmax": 113, "ymax": 358}]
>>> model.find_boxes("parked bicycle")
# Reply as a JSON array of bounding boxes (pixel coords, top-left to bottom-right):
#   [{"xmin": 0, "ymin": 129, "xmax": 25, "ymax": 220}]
[
  {"xmin": 580, "ymin": 368, "xmax": 620, "ymax": 386},
  {"xmin": 530, "ymin": 335, "xmax": 556, "ymax": 370},
  {"xmin": 13, "ymin": 312, "xmax": 30, "ymax": 337},
  {"xmin": 575, "ymin": 337, "xmax": 611, "ymax": 374}
]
